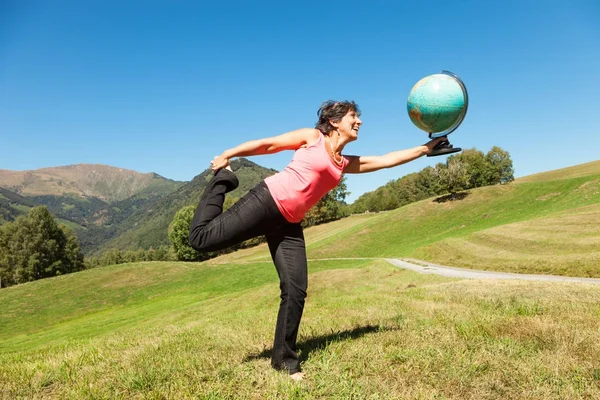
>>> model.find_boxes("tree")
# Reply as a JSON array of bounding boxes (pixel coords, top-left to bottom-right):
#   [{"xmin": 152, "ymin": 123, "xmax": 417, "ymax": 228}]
[
  {"xmin": 303, "ymin": 177, "xmax": 350, "ymax": 226},
  {"xmin": 223, "ymin": 195, "xmax": 238, "ymax": 211},
  {"xmin": 152, "ymin": 245, "xmax": 174, "ymax": 262},
  {"xmin": 451, "ymin": 148, "xmax": 488, "ymax": 189},
  {"xmin": 123, "ymin": 250, "xmax": 138, "ymax": 264},
  {"xmin": 168, "ymin": 205, "xmax": 201, "ymax": 261},
  {"xmin": 60, "ymin": 224, "xmax": 85, "ymax": 274},
  {"xmin": 485, "ymin": 146, "xmax": 514, "ymax": 184},
  {"xmin": 100, "ymin": 248, "xmax": 123, "ymax": 266},
  {"xmin": 415, "ymin": 166, "xmax": 442, "ymax": 197},
  {"xmin": 435, "ymin": 158, "xmax": 469, "ymax": 197},
  {"xmin": 0, "ymin": 227, "xmax": 9, "ymax": 287},
  {"xmin": 0, "ymin": 206, "xmax": 84, "ymax": 287},
  {"xmin": 85, "ymin": 245, "xmax": 175, "ymax": 268}
]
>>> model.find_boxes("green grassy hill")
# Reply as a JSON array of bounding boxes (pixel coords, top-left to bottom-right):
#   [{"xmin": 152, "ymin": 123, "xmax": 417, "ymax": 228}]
[
  {"xmin": 1, "ymin": 161, "xmax": 599, "ymax": 399},
  {"xmin": 515, "ymin": 159, "xmax": 600, "ymax": 183},
  {"xmin": 216, "ymin": 163, "xmax": 600, "ymax": 278}
]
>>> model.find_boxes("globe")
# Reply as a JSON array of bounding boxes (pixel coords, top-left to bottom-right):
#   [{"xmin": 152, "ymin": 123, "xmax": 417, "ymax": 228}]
[{"xmin": 407, "ymin": 72, "xmax": 467, "ymax": 136}]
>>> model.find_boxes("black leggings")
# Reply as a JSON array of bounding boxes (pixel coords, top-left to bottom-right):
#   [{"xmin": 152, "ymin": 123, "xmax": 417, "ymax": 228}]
[{"xmin": 189, "ymin": 169, "xmax": 307, "ymax": 374}]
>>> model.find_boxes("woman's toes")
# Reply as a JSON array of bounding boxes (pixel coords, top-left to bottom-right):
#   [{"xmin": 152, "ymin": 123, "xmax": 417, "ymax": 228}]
[{"xmin": 290, "ymin": 372, "xmax": 305, "ymax": 381}]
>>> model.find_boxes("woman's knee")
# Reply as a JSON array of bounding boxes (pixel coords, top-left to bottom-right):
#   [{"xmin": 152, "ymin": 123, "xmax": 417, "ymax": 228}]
[
  {"xmin": 189, "ymin": 229, "xmax": 211, "ymax": 252},
  {"xmin": 188, "ymin": 228, "xmax": 201, "ymax": 250},
  {"xmin": 280, "ymin": 281, "xmax": 307, "ymax": 302}
]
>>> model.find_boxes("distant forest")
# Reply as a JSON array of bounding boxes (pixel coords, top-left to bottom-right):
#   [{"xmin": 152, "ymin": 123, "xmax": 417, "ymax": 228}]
[{"xmin": 350, "ymin": 146, "xmax": 513, "ymax": 213}]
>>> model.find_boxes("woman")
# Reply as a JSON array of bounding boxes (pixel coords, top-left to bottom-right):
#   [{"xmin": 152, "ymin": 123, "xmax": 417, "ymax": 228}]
[{"xmin": 189, "ymin": 100, "xmax": 446, "ymax": 380}]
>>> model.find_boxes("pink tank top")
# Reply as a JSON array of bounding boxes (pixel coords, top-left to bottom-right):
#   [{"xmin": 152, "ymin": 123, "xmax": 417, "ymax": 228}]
[{"xmin": 264, "ymin": 134, "xmax": 349, "ymax": 223}]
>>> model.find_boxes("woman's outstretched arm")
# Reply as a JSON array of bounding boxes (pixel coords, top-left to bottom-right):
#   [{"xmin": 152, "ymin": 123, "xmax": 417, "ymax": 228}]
[
  {"xmin": 343, "ymin": 137, "xmax": 447, "ymax": 174},
  {"xmin": 211, "ymin": 128, "xmax": 319, "ymax": 170}
]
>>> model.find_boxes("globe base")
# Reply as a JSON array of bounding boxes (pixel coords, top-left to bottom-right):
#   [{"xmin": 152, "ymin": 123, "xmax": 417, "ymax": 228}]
[{"xmin": 427, "ymin": 137, "xmax": 462, "ymax": 157}]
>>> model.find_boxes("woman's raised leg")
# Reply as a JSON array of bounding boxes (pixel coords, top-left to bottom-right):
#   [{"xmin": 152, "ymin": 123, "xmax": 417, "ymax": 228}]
[{"xmin": 189, "ymin": 171, "xmax": 283, "ymax": 253}]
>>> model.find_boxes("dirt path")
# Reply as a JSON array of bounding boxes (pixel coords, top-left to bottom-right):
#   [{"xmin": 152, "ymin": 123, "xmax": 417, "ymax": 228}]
[{"xmin": 385, "ymin": 258, "xmax": 600, "ymax": 285}]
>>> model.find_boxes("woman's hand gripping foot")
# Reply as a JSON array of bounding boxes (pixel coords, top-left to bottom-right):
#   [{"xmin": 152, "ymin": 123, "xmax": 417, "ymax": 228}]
[{"xmin": 211, "ymin": 154, "xmax": 231, "ymax": 172}]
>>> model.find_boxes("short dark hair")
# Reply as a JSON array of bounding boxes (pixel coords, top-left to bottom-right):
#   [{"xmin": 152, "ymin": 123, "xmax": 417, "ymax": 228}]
[{"xmin": 315, "ymin": 100, "xmax": 361, "ymax": 134}]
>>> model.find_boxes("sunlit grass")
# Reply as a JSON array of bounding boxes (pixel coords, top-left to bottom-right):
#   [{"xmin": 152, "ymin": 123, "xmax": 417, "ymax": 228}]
[
  {"xmin": 2, "ymin": 260, "xmax": 600, "ymax": 399},
  {"xmin": 516, "ymin": 160, "xmax": 600, "ymax": 183},
  {"xmin": 414, "ymin": 203, "xmax": 600, "ymax": 277},
  {"xmin": 301, "ymin": 173, "xmax": 600, "ymax": 278},
  {"xmin": 2, "ymin": 164, "xmax": 600, "ymax": 398}
]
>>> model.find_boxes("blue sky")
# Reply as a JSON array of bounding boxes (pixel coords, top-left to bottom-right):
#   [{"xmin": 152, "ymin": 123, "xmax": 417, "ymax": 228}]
[{"xmin": 1, "ymin": 1, "xmax": 599, "ymax": 202}]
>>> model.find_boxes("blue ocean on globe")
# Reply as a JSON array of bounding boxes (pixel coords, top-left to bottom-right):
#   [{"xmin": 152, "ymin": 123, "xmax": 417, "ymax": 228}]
[{"xmin": 407, "ymin": 74, "xmax": 466, "ymax": 134}]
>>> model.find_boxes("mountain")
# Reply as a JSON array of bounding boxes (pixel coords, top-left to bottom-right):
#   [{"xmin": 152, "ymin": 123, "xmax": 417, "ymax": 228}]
[
  {"xmin": 0, "ymin": 164, "xmax": 185, "ymax": 252},
  {"xmin": 0, "ymin": 164, "xmax": 181, "ymax": 202},
  {"xmin": 0, "ymin": 160, "xmax": 276, "ymax": 255},
  {"xmin": 90, "ymin": 158, "xmax": 278, "ymax": 255}
]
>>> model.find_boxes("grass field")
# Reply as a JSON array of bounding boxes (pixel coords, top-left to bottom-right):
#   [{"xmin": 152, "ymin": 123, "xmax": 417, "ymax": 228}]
[
  {"xmin": 1, "ymin": 162, "xmax": 599, "ymax": 399},
  {"xmin": 515, "ymin": 160, "xmax": 600, "ymax": 183}
]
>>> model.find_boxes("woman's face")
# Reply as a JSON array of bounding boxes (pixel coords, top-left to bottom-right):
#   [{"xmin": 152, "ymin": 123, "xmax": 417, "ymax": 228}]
[{"xmin": 334, "ymin": 110, "xmax": 362, "ymax": 141}]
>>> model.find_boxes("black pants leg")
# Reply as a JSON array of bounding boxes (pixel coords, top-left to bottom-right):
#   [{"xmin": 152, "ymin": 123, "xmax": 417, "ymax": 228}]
[
  {"xmin": 189, "ymin": 170, "xmax": 282, "ymax": 252},
  {"xmin": 266, "ymin": 223, "xmax": 307, "ymax": 374}
]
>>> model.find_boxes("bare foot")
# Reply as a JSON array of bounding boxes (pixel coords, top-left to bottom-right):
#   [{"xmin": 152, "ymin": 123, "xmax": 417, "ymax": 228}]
[{"xmin": 290, "ymin": 372, "xmax": 305, "ymax": 382}]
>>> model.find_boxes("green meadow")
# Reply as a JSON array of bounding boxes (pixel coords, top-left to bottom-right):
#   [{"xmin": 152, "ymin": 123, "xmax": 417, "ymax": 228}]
[{"xmin": 1, "ymin": 162, "xmax": 599, "ymax": 399}]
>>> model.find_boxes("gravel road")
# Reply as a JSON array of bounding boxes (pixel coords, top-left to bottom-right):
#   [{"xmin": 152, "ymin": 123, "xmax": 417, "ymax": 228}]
[{"xmin": 386, "ymin": 258, "xmax": 600, "ymax": 285}]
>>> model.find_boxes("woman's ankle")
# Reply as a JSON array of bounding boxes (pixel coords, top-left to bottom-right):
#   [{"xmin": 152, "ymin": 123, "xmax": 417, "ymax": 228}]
[{"xmin": 213, "ymin": 168, "xmax": 239, "ymax": 192}]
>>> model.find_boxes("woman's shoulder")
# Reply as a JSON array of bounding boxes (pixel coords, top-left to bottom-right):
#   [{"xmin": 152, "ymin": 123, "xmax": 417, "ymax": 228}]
[{"xmin": 303, "ymin": 128, "xmax": 322, "ymax": 148}]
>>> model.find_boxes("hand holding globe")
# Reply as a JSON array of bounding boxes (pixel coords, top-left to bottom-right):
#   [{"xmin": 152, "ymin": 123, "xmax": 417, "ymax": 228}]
[{"xmin": 407, "ymin": 70, "xmax": 468, "ymax": 157}]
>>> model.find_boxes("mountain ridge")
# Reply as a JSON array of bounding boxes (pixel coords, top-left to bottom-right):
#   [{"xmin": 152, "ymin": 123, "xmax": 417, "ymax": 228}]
[
  {"xmin": 0, "ymin": 163, "xmax": 182, "ymax": 202},
  {"xmin": 0, "ymin": 159, "xmax": 278, "ymax": 254}
]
